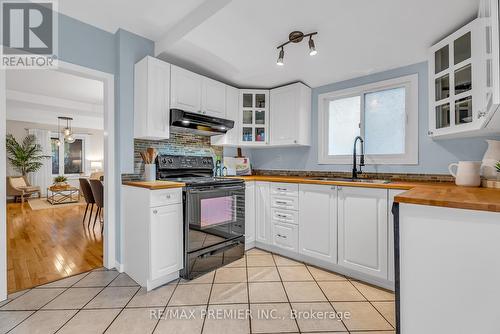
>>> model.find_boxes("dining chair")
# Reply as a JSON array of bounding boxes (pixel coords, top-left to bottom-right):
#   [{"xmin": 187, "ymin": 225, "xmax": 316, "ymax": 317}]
[
  {"xmin": 79, "ymin": 178, "xmax": 95, "ymax": 228},
  {"xmin": 89, "ymin": 179, "xmax": 104, "ymax": 233}
]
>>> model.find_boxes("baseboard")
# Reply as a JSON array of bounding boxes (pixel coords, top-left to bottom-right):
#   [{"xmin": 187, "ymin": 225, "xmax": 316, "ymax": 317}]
[
  {"xmin": 245, "ymin": 240, "xmax": 256, "ymax": 250},
  {"xmin": 115, "ymin": 261, "xmax": 125, "ymax": 273},
  {"xmin": 254, "ymin": 241, "xmax": 395, "ymax": 291}
]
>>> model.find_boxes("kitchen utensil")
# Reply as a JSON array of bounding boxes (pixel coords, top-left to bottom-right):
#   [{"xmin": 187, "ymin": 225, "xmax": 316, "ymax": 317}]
[{"xmin": 448, "ymin": 161, "xmax": 481, "ymax": 187}]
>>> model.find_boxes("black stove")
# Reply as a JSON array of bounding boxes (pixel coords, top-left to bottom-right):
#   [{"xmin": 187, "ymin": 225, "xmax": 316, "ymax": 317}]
[
  {"xmin": 156, "ymin": 155, "xmax": 243, "ymax": 187},
  {"xmin": 155, "ymin": 154, "xmax": 245, "ymax": 280}
]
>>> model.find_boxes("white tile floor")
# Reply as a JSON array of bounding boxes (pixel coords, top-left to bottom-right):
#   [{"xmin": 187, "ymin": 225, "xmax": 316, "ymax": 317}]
[{"xmin": 0, "ymin": 249, "xmax": 395, "ymax": 333}]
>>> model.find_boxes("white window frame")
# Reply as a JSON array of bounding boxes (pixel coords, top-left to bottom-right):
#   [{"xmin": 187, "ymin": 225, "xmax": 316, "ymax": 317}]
[
  {"xmin": 50, "ymin": 133, "xmax": 88, "ymax": 177},
  {"xmin": 318, "ymin": 74, "xmax": 419, "ymax": 165}
]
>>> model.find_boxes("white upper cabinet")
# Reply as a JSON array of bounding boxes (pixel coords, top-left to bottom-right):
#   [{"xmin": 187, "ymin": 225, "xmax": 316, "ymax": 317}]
[
  {"xmin": 202, "ymin": 77, "xmax": 226, "ymax": 117},
  {"xmin": 337, "ymin": 187, "xmax": 388, "ymax": 279},
  {"xmin": 270, "ymin": 82, "xmax": 312, "ymax": 146},
  {"xmin": 170, "ymin": 65, "xmax": 202, "ymax": 113},
  {"xmin": 429, "ymin": 5, "xmax": 500, "ymax": 139},
  {"xmin": 240, "ymin": 90, "xmax": 270, "ymax": 145},
  {"xmin": 134, "ymin": 56, "xmax": 171, "ymax": 140},
  {"xmin": 211, "ymin": 85, "xmax": 239, "ymax": 146},
  {"xmin": 298, "ymin": 184, "xmax": 337, "ymax": 263}
]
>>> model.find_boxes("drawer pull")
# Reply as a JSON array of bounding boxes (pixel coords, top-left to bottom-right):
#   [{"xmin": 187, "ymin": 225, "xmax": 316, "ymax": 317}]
[
  {"xmin": 276, "ymin": 214, "xmax": 288, "ymax": 219},
  {"xmin": 276, "ymin": 188, "xmax": 287, "ymax": 191},
  {"xmin": 277, "ymin": 234, "xmax": 287, "ymax": 239},
  {"xmin": 165, "ymin": 194, "xmax": 171, "ymax": 199},
  {"xmin": 275, "ymin": 201, "xmax": 288, "ymax": 205},
  {"xmin": 153, "ymin": 210, "xmax": 158, "ymax": 214}
]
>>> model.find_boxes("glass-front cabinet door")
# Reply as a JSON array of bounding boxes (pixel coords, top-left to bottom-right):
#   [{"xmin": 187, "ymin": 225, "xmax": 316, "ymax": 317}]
[
  {"xmin": 428, "ymin": 19, "xmax": 484, "ymax": 137},
  {"xmin": 429, "ymin": 7, "xmax": 500, "ymax": 138},
  {"xmin": 239, "ymin": 90, "xmax": 269, "ymax": 144}
]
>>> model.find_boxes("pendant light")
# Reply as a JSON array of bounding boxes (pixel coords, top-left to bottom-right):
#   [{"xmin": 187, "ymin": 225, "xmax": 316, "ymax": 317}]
[
  {"xmin": 55, "ymin": 117, "xmax": 61, "ymax": 146},
  {"xmin": 58, "ymin": 116, "xmax": 76, "ymax": 144}
]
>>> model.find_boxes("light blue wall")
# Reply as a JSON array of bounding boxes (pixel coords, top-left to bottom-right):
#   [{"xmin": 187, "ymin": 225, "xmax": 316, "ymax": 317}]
[
  {"xmin": 56, "ymin": 14, "xmax": 154, "ymax": 262},
  {"xmin": 243, "ymin": 62, "xmax": 500, "ymax": 174}
]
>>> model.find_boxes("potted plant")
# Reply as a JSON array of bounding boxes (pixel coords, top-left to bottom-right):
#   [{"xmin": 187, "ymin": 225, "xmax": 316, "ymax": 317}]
[
  {"xmin": 6, "ymin": 134, "xmax": 50, "ymax": 176},
  {"xmin": 496, "ymin": 161, "xmax": 500, "ymax": 181},
  {"xmin": 53, "ymin": 175, "xmax": 68, "ymax": 189}
]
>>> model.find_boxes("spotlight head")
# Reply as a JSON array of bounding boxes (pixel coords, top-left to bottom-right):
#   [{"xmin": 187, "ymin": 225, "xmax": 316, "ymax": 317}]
[
  {"xmin": 309, "ymin": 37, "xmax": 317, "ymax": 56},
  {"xmin": 277, "ymin": 48, "xmax": 284, "ymax": 66}
]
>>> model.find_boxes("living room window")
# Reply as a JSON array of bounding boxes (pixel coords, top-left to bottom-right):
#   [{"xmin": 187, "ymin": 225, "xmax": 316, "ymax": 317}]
[
  {"xmin": 317, "ymin": 74, "xmax": 419, "ymax": 164},
  {"xmin": 51, "ymin": 136, "xmax": 86, "ymax": 176}
]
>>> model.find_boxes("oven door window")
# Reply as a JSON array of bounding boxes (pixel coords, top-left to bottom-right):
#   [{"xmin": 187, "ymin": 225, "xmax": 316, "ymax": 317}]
[{"xmin": 200, "ymin": 195, "xmax": 235, "ymax": 228}]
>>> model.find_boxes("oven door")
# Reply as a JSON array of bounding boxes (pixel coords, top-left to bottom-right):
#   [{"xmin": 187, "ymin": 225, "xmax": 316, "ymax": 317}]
[{"xmin": 185, "ymin": 184, "xmax": 245, "ymax": 253}]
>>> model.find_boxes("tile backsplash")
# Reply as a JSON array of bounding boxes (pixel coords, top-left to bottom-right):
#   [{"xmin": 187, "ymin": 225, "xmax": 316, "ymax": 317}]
[{"xmin": 122, "ymin": 133, "xmax": 223, "ymax": 181}]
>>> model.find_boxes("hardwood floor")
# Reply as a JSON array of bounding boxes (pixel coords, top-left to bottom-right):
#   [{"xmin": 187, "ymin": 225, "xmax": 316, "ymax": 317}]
[{"xmin": 7, "ymin": 201, "xmax": 103, "ymax": 293}]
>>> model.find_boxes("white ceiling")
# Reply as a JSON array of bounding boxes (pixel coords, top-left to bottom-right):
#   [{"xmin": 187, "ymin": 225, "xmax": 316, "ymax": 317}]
[
  {"xmin": 6, "ymin": 70, "xmax": 104, "ymax": 129},
  {"xmin": 7, "ymin": 70, "xmax": 103, "ymax": 104},
  {"xmin": 58, "ymin": 0, "xmax": 479, "ymax": 88}
]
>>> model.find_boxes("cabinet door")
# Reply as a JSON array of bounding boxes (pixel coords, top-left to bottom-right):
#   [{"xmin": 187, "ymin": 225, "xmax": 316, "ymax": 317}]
[
  {"xmin": 255, "ymin": 182, "xmax": 271, "ymax": 244},
  {"xmin": 134, "ymin": 56, "xmax": 170, "ymax": 140},
  {"xmin": 270, "ymin": 84, "xmax": 298, "ymax": 145},
  {"xmin": 202, "ymin": 77, "xmax": 226, "ymax": 117},
  {"xmin": 298, "ymin": 184, "xmax": 337, "ymax": 263},
  {"xmin": 245, "ymin": 182, "xmax": 256, "ymax": 248},
  {"xmin": 170, "ymin": 65, "xmax": 202, "ymax": 113},
  {"xmin": 240, "ymin": 90, "xmax": 269, "ymax": 145},
  {"xmin": 338, "ymin": 187, "xmax": 388, "ymax": 279},
  {"xmin": 150, "ymin": 204, "xmax": 183, "ymax": 281},
  {"xmin": 211, "ymin": 85, "xmax": 239, "ymax": 146},
  {"xmin": 271, "ymin": 221, "xmax": 298, "ymax": 252}
]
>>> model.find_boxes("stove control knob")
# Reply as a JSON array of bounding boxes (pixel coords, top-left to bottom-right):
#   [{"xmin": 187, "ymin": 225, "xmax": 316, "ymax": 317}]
[
  {"xmin": 167, "ymin": 158, "xmax": 173, "ymax": 164},
  {"xmin": 161, "ymin": 158, "xmax": 167, "ymax": 164}
]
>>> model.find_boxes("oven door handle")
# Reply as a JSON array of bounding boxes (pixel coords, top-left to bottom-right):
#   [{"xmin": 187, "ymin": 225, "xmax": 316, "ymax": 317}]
[{"xmin": 188, "ymin": 185, "xmax": 244, "ymax": 193}]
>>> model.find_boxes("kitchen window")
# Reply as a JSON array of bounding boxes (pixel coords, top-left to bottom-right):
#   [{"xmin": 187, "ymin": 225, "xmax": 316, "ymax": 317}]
[
  {"xmin": 51, "ymin": 136, "xmax": 86, "ymax": 176},
  {"xmin": 318, "ymin": 74, "xmax": 418, "ymax": 164}
]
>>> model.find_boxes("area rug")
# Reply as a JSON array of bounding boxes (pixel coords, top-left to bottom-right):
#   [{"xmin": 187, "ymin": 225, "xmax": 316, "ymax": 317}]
[{"xmin": 28, "ymin": 198, "xmax": 86, "ymax": 211}]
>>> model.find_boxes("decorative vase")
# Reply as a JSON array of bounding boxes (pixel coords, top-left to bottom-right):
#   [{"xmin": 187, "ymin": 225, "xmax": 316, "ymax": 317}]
[{"xmin": 481, "ymin": 140, "xmax": 500, "ymax": 179}]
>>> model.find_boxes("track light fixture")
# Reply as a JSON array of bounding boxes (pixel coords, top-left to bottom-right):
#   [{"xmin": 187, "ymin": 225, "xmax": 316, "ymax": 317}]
[
  {"xmin": 276, "ymin": 31, "xmax": 318, "ymax": 66},
  {"xmin": 277, "ymin": 47, "xmax": 284, "ymax": 66}
]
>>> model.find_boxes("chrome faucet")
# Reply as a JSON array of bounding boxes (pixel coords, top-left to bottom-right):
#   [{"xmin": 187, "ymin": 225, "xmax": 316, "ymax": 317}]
[{"xmin": 352, "ymin": 136, "xmax": 365, "ymax": 179}]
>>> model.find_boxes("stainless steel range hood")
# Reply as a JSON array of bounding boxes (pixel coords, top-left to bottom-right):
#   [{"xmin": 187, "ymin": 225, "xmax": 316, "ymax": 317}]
[{"xmin": 170, "ymin": 109, "xmax": 234, "ymax": 136}]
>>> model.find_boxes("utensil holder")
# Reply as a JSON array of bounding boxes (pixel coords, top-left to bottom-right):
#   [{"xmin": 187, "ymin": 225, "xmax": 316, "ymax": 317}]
[{"xmin": 144, "ymin": 164, "xmax": 156, "ymax": 182}]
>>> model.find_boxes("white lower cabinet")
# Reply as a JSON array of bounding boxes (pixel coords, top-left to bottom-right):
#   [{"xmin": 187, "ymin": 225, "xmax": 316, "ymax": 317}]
[
  {"xmin": 150, "ymin": 204, "xmax": 183, "ymax": 281},
  {"xmin": 298, "ymin": 184, "xmax": 338, "ymax": 263},
  {"xmin": 245, "ymin": 181, "xmax": 256, "ymax": 249},
  {"xmin": 271, "ymin": 221, "xmax": 298, "ymax": 252},
  {"xmin": 122, "ymin": 186, "xmax": 184, "ymax": 291},
  {"xmin": 255, "ymin": 182, "xmax": 271, "ymax": 244},
  {"xmin": 337, "ymin": 186, "xmax": 388, "ymax": 279}
]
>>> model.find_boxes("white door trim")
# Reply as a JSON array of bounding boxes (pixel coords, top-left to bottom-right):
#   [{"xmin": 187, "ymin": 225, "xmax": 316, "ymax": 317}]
[{"xmin": 0, "ymin": 61, "xmax": 116, "ymax": 300}]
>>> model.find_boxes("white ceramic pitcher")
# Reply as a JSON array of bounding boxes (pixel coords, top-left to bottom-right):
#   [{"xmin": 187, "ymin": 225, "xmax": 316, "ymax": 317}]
[{"xmin": 448, "ymin": 161, "xmax": 481, "ymax": 187}]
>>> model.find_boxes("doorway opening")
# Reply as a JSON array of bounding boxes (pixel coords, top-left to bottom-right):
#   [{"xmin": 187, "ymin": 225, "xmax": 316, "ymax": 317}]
[{"xmin": 0, "ymin": 62, "xmax": 115, "ymax": 297}]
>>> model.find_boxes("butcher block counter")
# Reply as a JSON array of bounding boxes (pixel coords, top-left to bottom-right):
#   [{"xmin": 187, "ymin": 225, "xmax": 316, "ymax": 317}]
[
  {"xmin": 230, "ymin": 175, "xmax": 500, "ymax": 213},
  {"xmin": 122, "ymin": 180, "xmax": 185, "ymax": 190}
]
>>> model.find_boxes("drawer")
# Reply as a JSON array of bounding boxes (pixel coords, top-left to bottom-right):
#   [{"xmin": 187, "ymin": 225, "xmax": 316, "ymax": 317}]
[
  {"xmin": 271, "ymin": 195, "xmax": 299, "ymax": 211},
  {"xmin": 271, "ymin": 221, "xmax": 298, "ymax": 252},
  {"xmin": 271, "ymin": 183, "xmax": 298, "ymax": 197},
  {"xmin": 150, "ymin": 188, "xmax": 182, "ymax": 207},
  {"xmin": 271, "ymin": 207, "xmax": 298, "ymax": 225}
]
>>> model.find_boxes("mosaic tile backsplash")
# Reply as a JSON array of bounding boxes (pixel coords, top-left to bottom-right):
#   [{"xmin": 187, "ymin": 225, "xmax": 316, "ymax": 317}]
[{"xmin": 121, "ymin": 133, "xmax": 223, "ymax": 181}]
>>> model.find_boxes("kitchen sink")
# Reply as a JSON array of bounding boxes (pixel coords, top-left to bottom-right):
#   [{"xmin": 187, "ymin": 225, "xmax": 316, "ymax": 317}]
[{"xmin": 309, "ymin": 177, "xmax": 391, "ymax": 184}]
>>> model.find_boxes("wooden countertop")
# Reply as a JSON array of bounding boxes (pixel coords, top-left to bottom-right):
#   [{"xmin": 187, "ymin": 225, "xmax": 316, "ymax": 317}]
[
  {"xmin": 230, "ymin": 175, "xmax": 500, "ymax": 213},
  {"xmin": 394, "ymin": 185, "xmax": 500, "ymax": 213},
  {"xmin": 229, "ymin": 175, "xmax": 435, "ymax": 190},
  {"xmin": 122, "ymin": 180, "xmax": 185, "ymax": 190}
]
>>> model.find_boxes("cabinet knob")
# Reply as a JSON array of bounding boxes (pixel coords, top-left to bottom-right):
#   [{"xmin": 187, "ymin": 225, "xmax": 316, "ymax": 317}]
[
  {"xmin": 478, "ymin": 111, "xmax": 487, "ymax": 119},
  {"xmin": 165, "ymin": 194, "xmax": 171, "ymax": 199},
  {"xmin": 427, "ymin": 130, "xmax": 434, "ymax": 136},
  {"xmin": 153, "ymin": 210, "xmax": 158, "ymax": 214}
]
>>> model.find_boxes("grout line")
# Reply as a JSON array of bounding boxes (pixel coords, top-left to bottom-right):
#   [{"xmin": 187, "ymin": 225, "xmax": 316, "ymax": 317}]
[
  {"xmin": 199, "ymin": 269, "xmax": 216, "ymax": 334},
  {"xmin": 348, "ymin": 281, "xmax": 395, "ymax": 330},
  {"xmin": 304, "ymin": 264, "xmax": 350, "ymax": 333},
  {"xmin": 245, "ymin": 252, "xmax": 252, "ymax": 334},
  {"xmin": 271, "ymin": 250, "xmax": 301, "ymax": 334},
  {"xmin": 53, "ymin": 269, "xmax": 134, "ymax": 333},
  {"xmin": 151, "ymin": 278, "xmax": 181, "ymax": 334}
]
